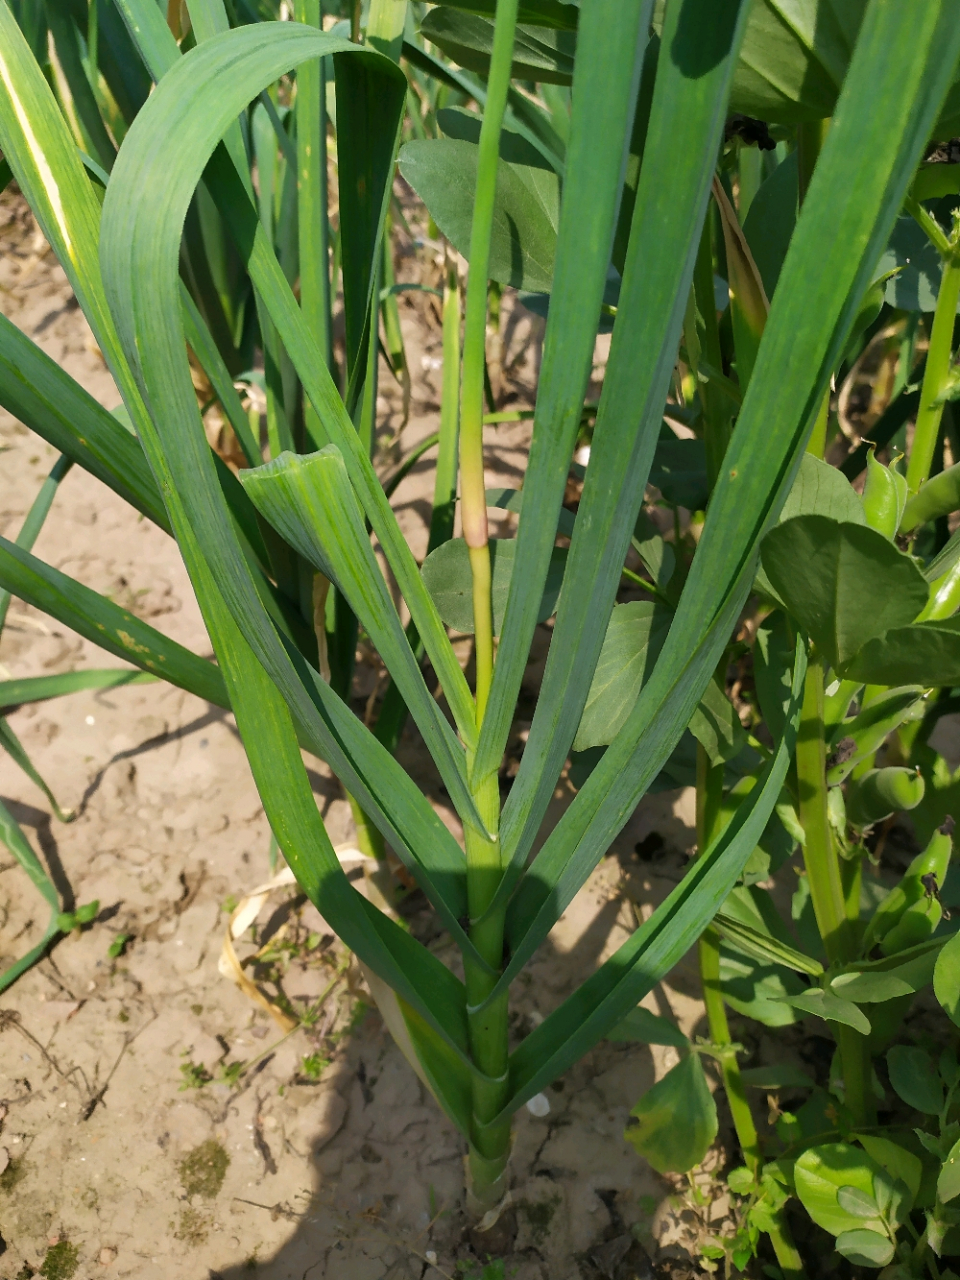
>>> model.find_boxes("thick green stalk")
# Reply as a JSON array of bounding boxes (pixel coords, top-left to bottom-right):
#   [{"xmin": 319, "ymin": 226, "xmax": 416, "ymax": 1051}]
[
  {"xmin": 456, "ymin": 0, "xmax": 519, "ymax": 1206},
  {"xmin": 698, "ymin": 931, "xmax": 759, "ymax": 1164},
  {"xmin": 695, "ymin": 746, "xmax": 805, "ymax": 1271},
  {"xmin": 464, "ymin": 768, "xmax": 509, "ymax": 1209},
  {"xmin": 906, "ymin": 242, "xmax": 960, "ymax": 494},
  {"xmin": 796, "ymin": 655, "xmax": 872, "ymax": 1125},
  {"xmin": 796, "ymin": 658, "xmax": 850, "ymax": 961},
  {"xmin": 460, "ymin": 0, "xmax": 520, "ymax": 726}
]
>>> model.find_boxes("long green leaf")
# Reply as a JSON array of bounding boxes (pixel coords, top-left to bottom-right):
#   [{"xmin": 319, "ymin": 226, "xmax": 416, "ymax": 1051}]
[
  {"xmin": 0, "ymin": 18, "xmax": 474, "ymax": 940},
  {"xmin": 493, "ymin": 0, "xmax": 751, "ymax": 864},
  {"xmin": 493, "ymin": 637, "xmax": 806, "ymax": 1119},
  {"xmin": 13, "ymin": 0, "xmax": 482, "ymax": 1023},
  {"xmin": 0, "ymin": 716, "xmax": 70, "ymax": 821},
  {"xmin": 239, "ymin": 448, "xmax": 485, "ymax": 831},
  {"xmin": 471, "ymin": 0, "xmax": 656, "ymax": 785},
  {"xmin": 112, "ymin": 0, "xmax": 179, "ymax": 80},
  {"xmin": 336, "ymin": 52, "xmax": 402, "ymax": 384},
  {"xmin": 497, "ymin": 0, "xmax": 960, "ymax": 954},
  {"xmin": 91, "ymin": 19, "xmax": 496, "ymax": 1010},
  {"xmin": 203, "ymin": 588, "xmax": 474, "ymax": 1067},
  {"xmin": 0, "ymin": 311, "xmax": 169, "ymax": 530},
  {"xmin": 0, "ymin": 793, "xmax": 57, "ymax": 912},
  {"xmin": 45, "ymin": 1, "xmax": 117, "ymax": 173},
  {"xmin": 32, "ymin": 10, "xmax": 478, "ymax": 954},
  {"xmin": 0, "ymin": 796, "xmax": 60, "ymax": 994},
  {"xmin": 94, "ymin": 0, "xmax": 152, "ymax": 127},
  {"xmin": 199, "ymin": 44, "xmax": 474, "ymax": 738},
  {"xmin": 0, "ymin": 537, "xmax": 229, "ymax": 706},
  {"xmin": 0, "ymin": 668, "xmax": 155, "ymax": 709},
  {"xmin": 0, "ymin": 451, "xmax": 72, "ymax": 633}
]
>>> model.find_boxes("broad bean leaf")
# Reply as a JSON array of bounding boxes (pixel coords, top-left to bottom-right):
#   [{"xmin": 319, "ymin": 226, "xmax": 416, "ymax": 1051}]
[
  {"xmin": 689, "ymin": 675, "xmax": 747, "ymax": 766},
  {"xmin": 632, "ymin": 530, "xmax": 676, "ymax": 591},
  {"xmin": 845, "ymin": 619, "xmax": 960, "ymax": 687},
  {"xmin": 879, "ymin": 204, "xmax": 960, "ymax": 314},
  {"xmin": 717, "ymin": 1, "xmax": 960, "ymax": 134},
  {"xmin": 573, "ymin": 601, "xmax": 672, "ymax": 751},
  {"xmin": 398, "ymin": 137, "xmax": 558, "ymax": 292},
  {"xmin": 857, "ymin": 1135, "xmax": 922, "ymax": 1207},
  {"xmin": 755, "ymin": 457, "xmax": 865, "ymax": 602},
  {"xmin": 887, "ymin": 1045, "xmax": 944, "ymax": 1115},
  {"xmin": 717, "ymin": 884, "xmax": 823, "ymax": 975},
  {"xmin": 606, "ymin": 1005, "xmax": 688, "ymax": 1049},
  {"xmin": 742, "ymin": 151, "xmax": 797, "ymax": 301},
  {"xmin": 625, "ymin": 1053, "xmax": 717, "ymax": 1175},
  {"xmin": 779, "ymin": 454, "xmax": 865, "ymax": 525},
  {"xmin": 420, "ymin": 8, "xmax": 576, "ymax": 84},
  {"xmin": 935, "ymin": 931, "xmax": 960, "ymax": 1027},
  {"xmin": 760, "ymin": 516, "xmax": 928, "ymax": 669},
  {"xmin": 649, "ymin": 436, "xmax": 708, "ymax": 511},
  {"xmin": 795, "ymin": 1143, "xmax": 888, "ymax": 1237},
  {"xmin": 775, "ymin": 986, "xmax": 871, "ymax": 1034},
  {"xmin": 437, "ymin": 107, "xmax": 560, "ymax": 220},
  {"xmin": 573, "ymin": 606, "xmax": 744, "ymax": 763},
  {"xmin": 421, "ymin": 537, "xmax": 566, "ymax": 635},
  {"xmin": 836, "ymin": 1185, "xmax": 881, "ymax": 1218},
  {"xmin": 835, "ymin": 1229, "xmax": 894, "ymax": 1267},
  {"xmin": 830, "ymin": 970, "xmax": 913, "ymax": 1003},
  {"xmin": 432, "ymin": 0, "xmax": 579, "ymax": 28},
  {"xmin": 939, "ymin": 1135, "xmax": 960, "ymax": 1203},
  {"xmin": 720, "ymin": 949, "xmax": 805, "ymax": 1027},
  {"xmin": 753, "ymin": 610, "xmax": 794, "ymax": 742},
  {"xmin": 486, "ymin": 485, "xmax": 576, "ymax": 538}
]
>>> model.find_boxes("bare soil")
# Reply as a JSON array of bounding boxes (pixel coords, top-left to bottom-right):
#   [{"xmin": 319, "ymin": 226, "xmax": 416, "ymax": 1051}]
[{"xmin": 0, "ymin": 191, "xmax": 737, "ymax": 1280}]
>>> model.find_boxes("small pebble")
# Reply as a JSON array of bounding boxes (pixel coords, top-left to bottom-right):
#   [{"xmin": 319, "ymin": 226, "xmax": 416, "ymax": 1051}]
[
  {"xmin": 425, "ymin": 1251, "xmax": 438, "ymax": 1265},
  {"xmin": 526, "ymin": 1092, "xmax": 550, "ymax": 1117},
  {"xmin": 98, "ymin": 1246, "xmax": 118, "ymax": 1266}
]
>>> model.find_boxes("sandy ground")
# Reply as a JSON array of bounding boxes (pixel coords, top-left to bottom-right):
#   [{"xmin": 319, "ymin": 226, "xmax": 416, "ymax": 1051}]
[{"xmin": 0, "ymin": 190, "xmax": 735, "ymax": 1280}]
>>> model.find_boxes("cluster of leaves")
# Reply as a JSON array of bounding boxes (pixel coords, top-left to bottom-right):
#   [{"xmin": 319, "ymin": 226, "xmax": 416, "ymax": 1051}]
[{"xmin": 4, "ymin": 0, "xmax": 960, "ymax": 1267}]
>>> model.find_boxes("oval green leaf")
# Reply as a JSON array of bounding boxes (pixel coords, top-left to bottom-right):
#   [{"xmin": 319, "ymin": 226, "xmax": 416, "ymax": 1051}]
[
  {"xmin": 421, "ymin": 537, "xmax": 565, "ymax": 636},
  {"xmin": 795, "ymin": 1142, "xmax": 886, "ymax": 1237},
  {"xmin": 835, "ymin": 1228, "xmax": 894, "ymax": 1267},
  {"xmin": 573, "ymin": 601, "xmax": 672, "ymax": 751},
  {"xmin": 398, "ymin": 137, "xmax": 558, "ymax": 292},
  {"xmin": 934, "ymin": 931, "xmax": 960, "ymax": 1027},
  {"xmin": 939, "ymin": 1135, "xmax": 960, "ymax": 1203},
  {"xmin": 886, "ymin": 1045, "xmax": 944, "ymax": 1115},
  {"xmin": 420, "ymin": 8, "xmax": 576, "ymax": 84},
  {"xmin": 760, "ymin": 515, "xmax": 928, "ymax": 669},
  {"xmin": 625, "ymin": 1053, "xmax": 717, "ymax": 1175},
  {"xmin": 845, "ymin": 618, "xmax": 960, "ymax": 686}
]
